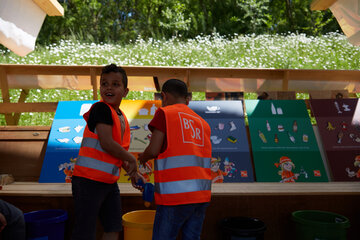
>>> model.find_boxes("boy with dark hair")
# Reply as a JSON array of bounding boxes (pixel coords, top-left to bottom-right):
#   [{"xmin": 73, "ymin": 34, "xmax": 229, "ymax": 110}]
[
  {"xmin": 71, "ymin": 64, "xmax": 143, "ymax": 240},
  {"xmin": 139, "ymin": 79, "xmax": 212, "ymax": 240}
]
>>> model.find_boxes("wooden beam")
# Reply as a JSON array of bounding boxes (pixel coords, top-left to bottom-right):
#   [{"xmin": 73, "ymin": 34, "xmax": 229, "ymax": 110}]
[
  {"xmin": 0, "ymin": 66, "xmax": 15, "ymax": 125},
  {"xmin": 288, "ymin": 69, "xmax": 360, "ymax": 81},
  {"xmin": 1, "ymin": 64, "xmax": 359, "ymax": 83},
  {"xmin": 282, "ymin": 70, "xmax": 289, "ymax": 91},
  {"xmin": 32, "ymin": 0, "xmax": 64, "ymax": 16},
  {"xmin": 310, "ymin": 0, "xmax": 337, "ymax": 10},
  {"xmin": 12, "ymin": 89, "xmax": 30, "ymax": 125},
  {"xmin": 0, "ymin": 126, "xmax": 50, "ymax": 131},
  {"xmin": 0, "ymin": 102, "xmax": 58, "ymax": 113},
  {"xmin": 185, "ymin": 69, "xmax": 190, "ymax": 88},
  {"xmin": 0, "ymin": 67, "xmax": 10, "ymax": 103},
  {"xmin": 3, "ymin": 64, "xmax": 99, "ymax": 75},
  {"xmin": 0, "ymin": 131, "xmax": 49, "ymax": 141},
  {"xmin": 90, "ymin": 68, "xmax": 98, "ymax": 100}
]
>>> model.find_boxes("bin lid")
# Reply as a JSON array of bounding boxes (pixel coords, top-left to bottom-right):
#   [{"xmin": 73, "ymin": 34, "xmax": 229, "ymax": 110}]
[
  {"xmin": 24, "ymin": 209, "xmax": 68, "ymax": 225},
  {"xmin": 292, "ymin": 210, "xmax": 350, "ymax": 229},
  {"xmin": 220, "ymin": 217, "xmax": 266, "ymax": 236}
]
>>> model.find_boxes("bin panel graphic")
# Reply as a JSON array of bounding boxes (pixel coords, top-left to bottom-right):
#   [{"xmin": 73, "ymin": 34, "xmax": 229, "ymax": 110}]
[
  {"xmin": 190, "ymin": 100, "xmax": 254, "ymax": 182},
  {"xmin": 310, "ymin": 99, "xmax": 360, "ymax": 181},
  {"xmin": 39, "ymin": 100, "xmax": 160, "ymax": 183},
  {"xmin": 245, "ymin": 100, "xmax": 328, "ymax": 182}
]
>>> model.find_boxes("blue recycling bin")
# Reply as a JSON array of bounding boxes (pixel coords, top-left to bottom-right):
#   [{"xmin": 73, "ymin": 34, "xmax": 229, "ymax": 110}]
[{"xmin": 24, "ymin": 209, "xmax": 68, "ymax": 240}]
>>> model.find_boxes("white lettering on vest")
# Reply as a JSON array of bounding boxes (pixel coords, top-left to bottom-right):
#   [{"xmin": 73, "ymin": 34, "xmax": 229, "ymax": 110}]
[
  {"xmin": 179, "ymin": 112, "xmax": 205, "ymax": 146},
  {"xmin": 183, "ymin": 118, "xmax": 201, "ymax": 140}
]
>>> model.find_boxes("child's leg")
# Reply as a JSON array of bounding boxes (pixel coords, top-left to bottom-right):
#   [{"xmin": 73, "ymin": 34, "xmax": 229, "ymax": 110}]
[
  {"xmin": 71, "ymin": 176, "xmax": 107, "ymax": 240},
  {"xmin": 99, "ymin": 182, "xmax": 122, "ymax": 236},
  {"xmin": 181, "ymin": 202, "xmax": 209, "ymax": 240}
]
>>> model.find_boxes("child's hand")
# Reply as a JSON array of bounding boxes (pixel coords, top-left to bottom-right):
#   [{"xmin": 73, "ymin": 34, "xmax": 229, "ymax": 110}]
[
  {"xmin": 138, "ymin": 153, "xmax": 148, "ymax": 167},
  {"xmin": 124, "ymin": 162, "xmax": 137, "ymax": 178},
  {"xmin": 131, "ymin": 172, "xmax": 146, "ymax": 191}
]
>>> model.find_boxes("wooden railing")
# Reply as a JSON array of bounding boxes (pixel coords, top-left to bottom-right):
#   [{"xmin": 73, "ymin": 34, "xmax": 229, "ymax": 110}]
[{"xmin": 1, "ymin": 64, "xmax": 360, "ymax": 125}]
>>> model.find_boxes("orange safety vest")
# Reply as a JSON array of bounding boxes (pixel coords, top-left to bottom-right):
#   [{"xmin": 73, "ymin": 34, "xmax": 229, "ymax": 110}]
[
  {"xmin": 154, "ymin": 104, "xmax": 212, "ymax": 205},
  {"xmin": 73, "ymin": 101, "xmax": 130, "ymax": 184}
]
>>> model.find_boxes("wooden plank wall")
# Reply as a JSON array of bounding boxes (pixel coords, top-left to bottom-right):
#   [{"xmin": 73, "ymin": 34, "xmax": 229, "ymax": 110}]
[
  {"xmin": 0, "ymin": 126, "xmax": 49, "ymax": 181},
  {"xmin": 1, "ymin": 194, "xmax": 359, "ymax": 240}
]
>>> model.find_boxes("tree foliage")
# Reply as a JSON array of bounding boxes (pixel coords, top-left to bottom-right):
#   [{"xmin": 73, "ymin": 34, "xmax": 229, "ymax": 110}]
[{"xmin": 37, "ymin": 0, "xmax": 341, "ymax": 45}]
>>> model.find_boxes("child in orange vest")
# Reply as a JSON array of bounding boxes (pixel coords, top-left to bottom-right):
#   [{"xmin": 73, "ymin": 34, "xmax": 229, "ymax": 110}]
[
  {"xmin": 139, "ymin": 79, "xmax": 212, "ymax": 240},
  {"xmin": 71, "ymin": 64, "xmax": 143, "ymax": 240}
]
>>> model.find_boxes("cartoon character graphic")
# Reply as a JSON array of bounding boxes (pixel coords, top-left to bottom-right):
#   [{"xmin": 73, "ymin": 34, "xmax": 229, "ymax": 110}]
[
  {"xmin": 355, "ymin": 156, "xmax": 360, "ymax": 178},
  {"xmin": 139, "ymin": 161, "xmax": 153, "ymax": 182},
  {"xmin": 210, "ymin": 157, "xmax": 227, "ymax": 183},
  {"xmin": 223, "ymin": 157, "xmax": 237, "ymax": 178},
  {"xmin": 274, "ymin": 156, "xmax": 299, "ymax": 183},
  {"xmin": 58, "ymin": 157, "xmax": 76, "ymax": 183},
  {"xmin": 346, "ymin": 155, "xmax": 360, "ymax": 178}
]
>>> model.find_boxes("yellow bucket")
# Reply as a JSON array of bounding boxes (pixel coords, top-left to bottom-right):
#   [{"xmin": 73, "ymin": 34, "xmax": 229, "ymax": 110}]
[{"xmin": 122, "ymin": 210, "xmax": 155, "ymax": 240}]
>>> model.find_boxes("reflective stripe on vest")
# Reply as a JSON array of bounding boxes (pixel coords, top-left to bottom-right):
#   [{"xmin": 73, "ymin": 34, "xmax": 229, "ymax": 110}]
[
  {"xmin": 81, "ymin": 137, "xmax": 106, "ymax": 153},
  {"xmin": 154, "ymin": 104, "xmax": 212, "ymax": 205},
  {"xmin": 155, "ymin": 155, "xmax": 211, "ymax": 171},
  {"xmin": 76, "ymin": 155, "xmax": 119, "ymax": 177},
  {"xmin": 155, "ymin": 179, "xmax": 211, "ymax": 194}
]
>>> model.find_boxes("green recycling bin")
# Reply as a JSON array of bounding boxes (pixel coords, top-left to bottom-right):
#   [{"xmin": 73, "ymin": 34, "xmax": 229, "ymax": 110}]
[{"xmin": 292, "ymin": 210, "xmax": 350, "ymax": 240}]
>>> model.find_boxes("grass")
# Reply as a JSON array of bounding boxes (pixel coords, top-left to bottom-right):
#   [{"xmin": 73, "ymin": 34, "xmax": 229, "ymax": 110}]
[{"xmin": 0, "ymin": 33, "xmax": 359, "ymax": 126}]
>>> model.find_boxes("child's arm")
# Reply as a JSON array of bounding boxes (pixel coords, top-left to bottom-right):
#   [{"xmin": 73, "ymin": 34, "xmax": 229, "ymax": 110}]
[
  {"xmin": 138, "ymin": 128, "xmax": 164, "ymax": 164},
  {"xmin": 96, "ymin": 123, "xmax": 137, "ymax": 178}
]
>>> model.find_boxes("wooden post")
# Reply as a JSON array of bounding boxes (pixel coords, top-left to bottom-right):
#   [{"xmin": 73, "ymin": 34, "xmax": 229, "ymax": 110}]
[
  {"xmin": 90, "ymin": 68, "xmax": 98, "ymax": 100},
  {"xmin": 185, "ymin": 69, "xmax": 190, "ymax": 87},
  {"xmin": 12, "ymin": 89, "xmax": 29, "ymax": 125},
  {"xmin": 282, "ymin": 70, "xmax": 289, "ymax": 91},
  {"xmin": 0, "ymin": 66, "xmax": 15, "ymax": 125}
]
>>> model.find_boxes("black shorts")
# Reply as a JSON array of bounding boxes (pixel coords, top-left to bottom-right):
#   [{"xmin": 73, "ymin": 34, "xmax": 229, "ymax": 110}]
[{"xmin": 71, "ymin": 176, "xmax": 122, "ymax": 240}]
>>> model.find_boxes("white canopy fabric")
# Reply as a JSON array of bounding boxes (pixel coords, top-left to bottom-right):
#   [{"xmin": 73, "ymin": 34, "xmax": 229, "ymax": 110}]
[
  {"xmin": 0, "ymin": 0, "xmax": 46, "ymax": 56},
  {"xmin": 329, "ymin": 0, "xmax": 360, "ymax": 46}
]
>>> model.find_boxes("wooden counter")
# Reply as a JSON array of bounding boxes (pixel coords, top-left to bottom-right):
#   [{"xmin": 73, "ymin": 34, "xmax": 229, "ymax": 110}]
[{"xmin": 1, "ymin": 181, "xmax": 360, "ymax": 197}]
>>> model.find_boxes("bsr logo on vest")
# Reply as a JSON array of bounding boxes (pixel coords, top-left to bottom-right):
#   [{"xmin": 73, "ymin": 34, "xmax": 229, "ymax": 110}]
[{"xmin": 179, "ymin": 112, "xmax": 204, "ymax": 146}]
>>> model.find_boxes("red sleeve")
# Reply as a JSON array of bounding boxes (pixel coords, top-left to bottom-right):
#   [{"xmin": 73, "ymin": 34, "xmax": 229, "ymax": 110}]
[
  {"xmin": 148, "ymin": 108, "xmax": 166, "ymax": 133},
  {"xmin": 148, "ymin": 108, "xmax": 167, "ymax": 153}
]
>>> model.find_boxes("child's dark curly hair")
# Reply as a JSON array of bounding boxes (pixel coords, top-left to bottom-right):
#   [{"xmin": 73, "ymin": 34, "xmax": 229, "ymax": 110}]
[{"xmin": 101, "ymin": 64, "xmax": 128, "ymax": 88}]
